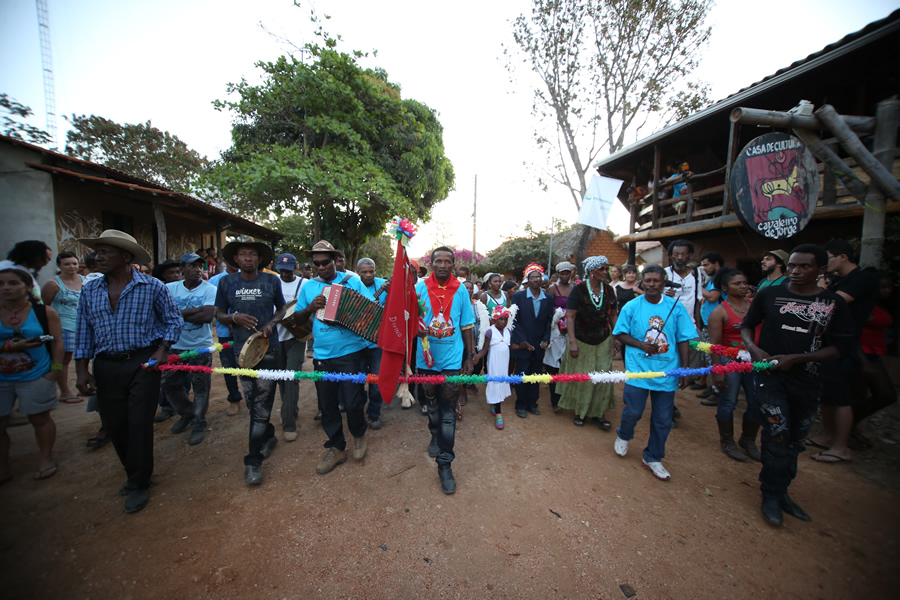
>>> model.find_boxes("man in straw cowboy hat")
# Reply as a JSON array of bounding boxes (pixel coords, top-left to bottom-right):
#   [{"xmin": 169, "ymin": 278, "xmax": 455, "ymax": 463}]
[
  {"xmin": 291, "ymin": 240, "xmax": 376, "ymax": 475},
  {"xmin": 74, "ymin": 229, "xmax": 183, "ymax": 513},
  {"xmin": 215, "ymin": 240, "xmax": 287, "ymax": 485}
]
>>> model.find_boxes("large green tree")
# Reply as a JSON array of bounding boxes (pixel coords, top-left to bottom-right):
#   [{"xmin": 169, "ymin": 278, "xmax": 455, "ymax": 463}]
[
  {"xmin": 207, "ymin": 33, "xmax": 455, "ymax": 266},
  {"xmin": 64, "ymin": 114, "xmax": 209, "ymax": 192},
  {"xmin": 507, "ymin": 0, "xmax": 713, "ymax": 271},
  {"xmin": 1, "ymin": 93, "xmax": 52, "ymax": 146}
]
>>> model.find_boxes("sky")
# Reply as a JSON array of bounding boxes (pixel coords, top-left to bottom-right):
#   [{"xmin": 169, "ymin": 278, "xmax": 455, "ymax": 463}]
[{"xmin": 2, "ymin": 0, "xmax": 897, "ymax": 258}]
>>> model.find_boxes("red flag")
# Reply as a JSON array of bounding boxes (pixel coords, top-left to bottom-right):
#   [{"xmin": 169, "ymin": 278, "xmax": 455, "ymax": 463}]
[{"xmin": 377, "ymin": 241, "xmax": 419, "ymax": 403}]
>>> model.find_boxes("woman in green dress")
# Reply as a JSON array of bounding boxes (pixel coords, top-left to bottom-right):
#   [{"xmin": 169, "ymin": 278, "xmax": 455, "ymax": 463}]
[{"xmin": 557, "ymin": 256, "xmax": 618, "ymax": 428}]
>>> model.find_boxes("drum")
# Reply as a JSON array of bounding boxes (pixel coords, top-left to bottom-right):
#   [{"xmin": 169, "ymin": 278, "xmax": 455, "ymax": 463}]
[
  {"xmin": 280, "ymin": 300, "xmax": 313, "ymax": 342},
  {"xmin": 238, "ymin": 332, "xmax": 270, "ymax": 368}
]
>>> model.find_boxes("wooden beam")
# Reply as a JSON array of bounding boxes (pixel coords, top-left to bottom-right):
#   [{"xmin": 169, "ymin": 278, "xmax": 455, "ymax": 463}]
[
  {"xmin": 723, "ymin": 120, "xmax": 741, "ymax": 215},
  {"xmin": 790, "ymin": 128, "xmax": 868, "ymax": 202},
  {"xmin": 730, "ymin": 107, "xmax": 876, "ymax": 133},
  {"xmin": 153, "ymin": 201, "xmax": 167, "ymax": 264},
  {"xmin": 815, "ymin": 104, "xmax": 900, "ymax": 202},
  {"xmin": 652, "ymin": 145, "xmax": 661, "ymax": 229},
  {"xmin": 860, "ymin": 98, "xmax": 900, "ymax": 267},
  {"xmin": 822, "ymin": 140, "xmax": 838, "ymax": 205}
]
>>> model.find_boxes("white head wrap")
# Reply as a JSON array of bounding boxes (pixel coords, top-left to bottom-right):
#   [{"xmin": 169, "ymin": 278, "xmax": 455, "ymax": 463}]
[{"xmin": 582, "ymin": 256, "xmax": 609, "ymax": 274}]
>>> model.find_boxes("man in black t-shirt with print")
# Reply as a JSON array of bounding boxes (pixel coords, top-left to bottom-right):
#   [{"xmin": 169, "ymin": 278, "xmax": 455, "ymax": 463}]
[
  {"xmin": 808, "ymin": 240, "xmax": 880, "ymax": 463},
  {"xmin": 741, "ymin": 244, "xmax": 856, "ymax": 527}
]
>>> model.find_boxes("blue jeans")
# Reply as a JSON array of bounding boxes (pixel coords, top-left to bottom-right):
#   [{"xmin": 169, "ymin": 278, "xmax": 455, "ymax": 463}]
[
  {"xmin": 715, "ymin": 360, "xmax": 759, "ymax": 422},
  {"xmin": 161, "ymin": 353, "xmax": 212, "ymax": 432},
  {"xmin": 361, "ymin": 346, "xmax": 383, "ymax": 419},
  {"xmin": 756, "ymin": 373, "xmax": 821, "ymax": 498},
  {"xmin": 616, "ymin": 384, "xmax": 675, "ymax": 463}
]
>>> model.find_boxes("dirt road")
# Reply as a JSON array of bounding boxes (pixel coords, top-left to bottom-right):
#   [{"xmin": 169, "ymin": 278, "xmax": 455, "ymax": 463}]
[{"xmin": 2, "ymin": 358, "xmax": 898, "ymax": 599}]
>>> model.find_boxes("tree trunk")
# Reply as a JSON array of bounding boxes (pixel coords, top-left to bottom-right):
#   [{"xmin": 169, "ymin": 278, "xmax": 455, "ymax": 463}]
[{"xmin": 573, "ymin": 225, "xmax": 596, "ymax": 279}]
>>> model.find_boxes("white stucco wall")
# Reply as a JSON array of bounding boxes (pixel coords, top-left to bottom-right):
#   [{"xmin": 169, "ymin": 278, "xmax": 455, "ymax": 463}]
[{"xmin": 0, "ymin": 142, "xmax": 59, "ymax": 287}]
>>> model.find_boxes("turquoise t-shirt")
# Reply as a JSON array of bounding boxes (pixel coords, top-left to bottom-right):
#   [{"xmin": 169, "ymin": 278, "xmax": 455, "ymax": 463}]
[
  {"xmin": 415, "ymin": 281, "xmax": 475, "ymax": 372},
  {"xmin": 295, "ymin": 276, "xmax": 373, "ymax": 360},
  {"xmin": 613, "ymin": 295, "xmax": 698, "ymax": 392},
  {"xmin": 363, "ymin": 277, "xmax": 387, "ymax": 349},
  {"xmin": 0, "ymin": 308, "xmax": 50, "ymax": 381},
  {"xmin": 167, "ymin": 280, "xmax": 218, "ymax": 350},
  {"xmin": 700, "ymin": 280, "xmax": 726, "ymax": 326}
]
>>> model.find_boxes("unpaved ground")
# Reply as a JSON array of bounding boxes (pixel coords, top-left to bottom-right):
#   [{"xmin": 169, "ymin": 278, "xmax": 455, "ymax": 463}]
[{"xmin": 1, "ymin": 356, "xmax": 898, "ymax": 600}]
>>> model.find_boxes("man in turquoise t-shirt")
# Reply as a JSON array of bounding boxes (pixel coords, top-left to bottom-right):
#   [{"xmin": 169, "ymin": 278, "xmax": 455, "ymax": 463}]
[
  {"xmin": 292, "ymin": 240, "xmax": 375, "ymax": 476},
  {"xmin": 415, "ymin": 247, "xmax": 476, "ymax": 495},
  {"xmin": 612, "ymin": 265, "xmax": 697, "ymax": 481},
  {"xmin": 163, "ymin": 253, "xmax": 217, "ymax": 445}
]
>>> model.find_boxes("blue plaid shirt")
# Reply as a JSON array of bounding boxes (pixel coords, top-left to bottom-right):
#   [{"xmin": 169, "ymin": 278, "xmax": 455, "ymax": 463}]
[{"xmin": 74, "ymin": 271, "xmax": 183, "ymax": 359}]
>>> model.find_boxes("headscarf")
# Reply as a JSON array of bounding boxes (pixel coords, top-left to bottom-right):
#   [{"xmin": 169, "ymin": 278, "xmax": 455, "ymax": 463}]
[
  {"xmin": 582, "ymin": 255, "xmax": 609, "ymax": 274},
  {"xmin": 555, "ymin": 261, "xmax": 575, "ymax": 273},
  {"xmin": 491, "ymin": 305, "xmax": 511, "ymax": 320},
  {"xmin": 523, "ymin": 262, "xmax": 544, "ymax": 279},
  {"xmin": 483, "ymin": 272, "xmax": 500, "ymax": 286}
]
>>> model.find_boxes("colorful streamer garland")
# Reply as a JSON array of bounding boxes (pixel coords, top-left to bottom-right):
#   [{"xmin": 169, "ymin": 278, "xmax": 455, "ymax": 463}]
[{"xmin": 144, "ymin": 339, "xmax": 774, "ymax": 384}]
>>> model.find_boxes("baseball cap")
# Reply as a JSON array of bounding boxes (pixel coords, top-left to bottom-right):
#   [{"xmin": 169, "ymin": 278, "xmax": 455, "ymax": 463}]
[
  {"xmin": 179, "ymin": 252, "xmax": 205, "ymax": 265},
  {"xmin": 276, "ymin": 253, "xmax": 298, "ymax": 270}
]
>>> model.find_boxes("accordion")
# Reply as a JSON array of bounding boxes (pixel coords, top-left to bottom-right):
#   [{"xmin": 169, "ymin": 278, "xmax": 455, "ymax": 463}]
[{"xmin": 315, "ymin": 283, "xmax": 384, "ymax": 343}]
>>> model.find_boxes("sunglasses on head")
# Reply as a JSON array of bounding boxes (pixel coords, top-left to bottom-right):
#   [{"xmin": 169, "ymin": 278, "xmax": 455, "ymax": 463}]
[{"xmin": 312, "ymin": 258, "xmax": 333, "ymax": 267}]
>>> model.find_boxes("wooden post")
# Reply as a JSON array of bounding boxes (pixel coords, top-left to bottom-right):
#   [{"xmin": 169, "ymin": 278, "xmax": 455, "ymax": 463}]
[
  {"xmin": 652, "ymin": 145, "xmax": 660, "ymax": 229},
  {"xmin": 685, "ymin": 184, "xmax": 694, "ymax": 222},
  {"xmin": 822, "ymin": 140, "xmax": 837, "ymax": 205},
  {"xmin": 628, "ymin": 241, "xmax": 636, "ymax": 265},
  {"xmin": 730, "ymin": 107, "xmax": 875, "ymax": 133},
  {"xmin": 153, "ymin": 202, "xmax": 167, "ymax": 264},
  {"xmin": 722, "ymin": 120, "xmax": 741, "ymax": 215},
  {"xmin": 860, "ymin": 98, "xmax": 900, "ymax": 267},
  {"xmin": 790, "ymin": 129, "xmax": 867, "ymax": 202},
  {"xmin": 815, "ymin": 104, "xmax": 900, "ymax": 202}
]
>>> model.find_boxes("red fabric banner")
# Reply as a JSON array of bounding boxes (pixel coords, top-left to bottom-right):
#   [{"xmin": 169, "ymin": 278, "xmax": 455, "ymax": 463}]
[{"xmin": 377, "ymin": 241, "xmax": 419, "ymax": 402}]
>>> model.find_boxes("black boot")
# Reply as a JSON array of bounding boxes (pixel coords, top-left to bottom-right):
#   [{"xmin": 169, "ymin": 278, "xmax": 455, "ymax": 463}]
[
  {"xmin": 716, "ymin": 419, "xmax": 747, "ymax": 462},
  {"xmin": 780, "ymin": 495, "xmax": 812, "ymax": 522},
  {"xmin": 438, "ymin": 464, "xmax": 456, "ymax": 495},
  {"xmin": 738, "ymin": 416, "xmax": 762, "ymax": 462},
  {"xmin": 761, "ymin": 496, "xmax": 783, "ymax": 526},
  {"xmin": 428, "ymin": 435, "xmax": 439, "ymax": 458}
]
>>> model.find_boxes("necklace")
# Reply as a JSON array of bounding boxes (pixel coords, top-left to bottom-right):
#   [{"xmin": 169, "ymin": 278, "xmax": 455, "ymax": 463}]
[
  {"xmin": 588, "ymin": 281, "xmax": 605, "ymax": 311},
  {"xmin": 726, "ymin": 298, "xmax": 749, "ymax": 314},
  {"xmin": 2, "ymin": 299, "xmax": 31, "ymax": 325}
]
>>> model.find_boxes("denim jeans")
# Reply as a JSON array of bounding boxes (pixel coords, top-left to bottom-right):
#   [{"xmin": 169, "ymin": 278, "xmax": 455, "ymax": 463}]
[
  {"xmin": 361, "ymin": 346, "xmax": 384, "ymax": 419},
  {"xmin": 219, "ymin": 336, "xmax": 243, "ymax": 403},
  {"xmin": 420, "ymin": 368, "xmax": 459, "ymax": 466},
  {"xmin": 756, "ymin": 372, "xmax": 821, "ymax": 498},
  {"xmin": 314, "ymin": 350, "xmax": 367, "ymax": 451},
  {"xmin": 513, "ymin": 351, "xmax": 545, "ymax": 412},
  {"xmin": 616, "ymin": 384, "xmax": 675, "ymax": 463},
  {"xmin": 240, "ymin": 351, "xmax": 278, "ymax": 467},
  {"xmin": 161, "ymin": 353, "xmax": 212, "ymax": 432},
  {"xmin": 715, "ymin": 359, "xmax": 759, "ymax": 422},
  {"xmin": 277, "ymin": 338, "xmax": 305, "ymax": 432}
]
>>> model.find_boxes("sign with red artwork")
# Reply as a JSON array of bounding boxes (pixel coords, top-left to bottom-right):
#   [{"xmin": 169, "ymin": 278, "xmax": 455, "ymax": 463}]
[{"xmin": 730, "ymin": 132, "xmax": 819, "ymax": 240}]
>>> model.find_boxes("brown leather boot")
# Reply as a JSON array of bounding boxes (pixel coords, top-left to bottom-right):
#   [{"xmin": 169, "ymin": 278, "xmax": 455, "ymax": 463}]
[
  {"xmin": 738, "ymin": 416, "xmax": 762, "ymax": 462},
  {"xmin": 717, "ymin": 419, "xmax": 747, "ymax": 462}
]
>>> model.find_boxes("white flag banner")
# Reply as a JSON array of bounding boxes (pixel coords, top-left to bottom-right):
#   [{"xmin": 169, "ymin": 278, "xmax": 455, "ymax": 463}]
[{"xmin": 577, "ymin": 174, "xmax": 623, "ymax": 231}]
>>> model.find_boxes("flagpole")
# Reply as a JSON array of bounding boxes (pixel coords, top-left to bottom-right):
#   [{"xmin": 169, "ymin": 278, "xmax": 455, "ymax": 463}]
[{"xmin": 472, "ymin": 174, "xmax": 477, "ymax": 263}]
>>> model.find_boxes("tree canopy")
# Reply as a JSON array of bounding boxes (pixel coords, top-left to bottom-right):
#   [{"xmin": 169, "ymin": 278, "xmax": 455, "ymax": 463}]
[
  {"xmin": 64, "ymin": 114, "xmax": 209, "ymax": 192},
  {"xmin": 207, "ymin": 32, "xmax": 455, "ymax": 266},
  {"xmin": 478, "ymin": 223, "xmax": 560, "ymax": 277},
  {"xmin": 507, "ymin": 0, "xmax": 713, "ymax": 270},
  {"xmin": 1, "ymin": 93, "xmax": 52, "ymax": 146}
]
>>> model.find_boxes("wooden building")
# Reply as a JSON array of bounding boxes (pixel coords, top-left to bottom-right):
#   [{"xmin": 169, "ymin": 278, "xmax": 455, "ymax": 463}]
[
  {"xmin": 0, "ymin": 135, "xmax": 279, "ymax": 285},
  {"xmin": 595, "ymin": 11, "xmax": 900, "ymax": 278}
]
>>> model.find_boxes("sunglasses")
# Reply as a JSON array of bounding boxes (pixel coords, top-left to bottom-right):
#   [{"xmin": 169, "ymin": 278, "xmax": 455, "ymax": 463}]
[{"xmin": 312, "ymin": 258, "xmax": 333, "ymax": 267}]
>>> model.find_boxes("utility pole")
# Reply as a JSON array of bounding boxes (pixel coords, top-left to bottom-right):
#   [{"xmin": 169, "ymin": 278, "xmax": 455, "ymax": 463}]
[
  {"xmin": 35, "ymin": 0, "xmax": 57, "ymax": 149},
  {"xmin": 548, "ymin": 216, "xmax": 555, "ymax": 271},
  {"xmin": 472, "ymin": 174, "xmax": 477, "ymax": 262}
]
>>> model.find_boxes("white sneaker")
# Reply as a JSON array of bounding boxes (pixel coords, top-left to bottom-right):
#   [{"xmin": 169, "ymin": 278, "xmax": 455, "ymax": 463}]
[
  {"xmin": 614, "ymin": 437, "xmax": 629, "ymax": 457},
  {"xmin": 642, "ymin": 459, "xmax": 671, "ymax": 481}
]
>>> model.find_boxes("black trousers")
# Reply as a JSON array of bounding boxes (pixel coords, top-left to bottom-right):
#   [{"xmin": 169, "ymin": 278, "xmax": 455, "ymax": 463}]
[
  {"xmin": 314, "ymin": 350, "xmax": 367, "ymax": 451},
  {"xmin": 94, "ymin": 347, "xmax": 160, "ymax": 491},
  {"xmin": 420, "ymin": 368, "xmax": 459, "ymax": 466},
  {"xmin": 513, "ymin": 350, "xmax": 545, "ymax": 411}
]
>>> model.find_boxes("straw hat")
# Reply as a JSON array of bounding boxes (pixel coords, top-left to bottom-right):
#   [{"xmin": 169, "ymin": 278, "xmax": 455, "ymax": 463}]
[
  {"xmin": 78, "ymin": 229, "xmax": 152, "ymax": 264},
  {"xmin": 305, "ymin": 240, "xmax": 340, "ymax": 256},
  {"xmin": 222, "ymin": 241, "xmax": 274, "ymax": 269}
]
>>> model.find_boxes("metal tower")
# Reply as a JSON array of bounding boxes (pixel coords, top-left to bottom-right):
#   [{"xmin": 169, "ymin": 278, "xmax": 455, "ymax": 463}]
[{"xmin": 35, "ymin": 0, "xmax": 57, "ymax": 149}]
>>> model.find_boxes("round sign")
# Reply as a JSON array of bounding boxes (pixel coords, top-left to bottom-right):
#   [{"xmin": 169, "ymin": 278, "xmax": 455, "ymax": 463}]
[{"xmin": 730, "ymin": 132, "xmax": 819, "ymax": 240}]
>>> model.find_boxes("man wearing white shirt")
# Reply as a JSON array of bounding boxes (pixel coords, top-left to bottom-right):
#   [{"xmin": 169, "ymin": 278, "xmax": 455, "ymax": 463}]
[{"xmin": 275, "ymin": 253, "xmax": 306, "ymax": 441}]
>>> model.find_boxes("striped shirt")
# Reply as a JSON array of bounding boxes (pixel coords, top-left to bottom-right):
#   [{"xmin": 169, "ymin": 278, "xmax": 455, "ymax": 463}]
[{"xmin": 74, "ymin": 271, "xmax": 183, "ymax": 359}]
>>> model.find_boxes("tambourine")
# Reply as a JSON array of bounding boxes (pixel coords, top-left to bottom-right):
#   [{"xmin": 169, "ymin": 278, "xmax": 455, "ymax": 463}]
[{"xmin": 238, "ymin": 332, "xmax": 270, "ymax": 368}]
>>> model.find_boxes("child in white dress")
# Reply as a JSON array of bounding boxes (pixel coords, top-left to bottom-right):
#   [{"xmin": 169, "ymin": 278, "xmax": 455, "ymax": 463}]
[{"xmin": 474, "ymin": 305, "xmax": 522, "ymax": 430}]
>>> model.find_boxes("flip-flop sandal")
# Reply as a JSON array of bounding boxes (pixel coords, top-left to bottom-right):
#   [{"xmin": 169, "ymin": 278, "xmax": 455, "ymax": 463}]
[
  {"xmin": 33, "ymin": 464, "xmax": 58, "ymax": 480},
  {"xmin": 805, "ymin": 439, "xmax": 829, "ymax": 450},
  {"xmin": 574, "ymin": 418, "xmax": 585, "ymax": 427},
  {"xmin": 811, "ymin": 452, "xmax": 852, "ymax": 463},
  {"xmin": 60, "ymin": 397, "xmax": 84, "ymax": 404},
  {"xmin": 86, "ymin": 435, "xmax": 111, "ymax": 449}
]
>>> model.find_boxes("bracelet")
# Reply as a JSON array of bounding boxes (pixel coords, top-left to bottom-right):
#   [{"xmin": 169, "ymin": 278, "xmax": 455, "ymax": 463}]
[{"xmin": 50, "ymin": 363, "xmax": 63, "ymax": 371}]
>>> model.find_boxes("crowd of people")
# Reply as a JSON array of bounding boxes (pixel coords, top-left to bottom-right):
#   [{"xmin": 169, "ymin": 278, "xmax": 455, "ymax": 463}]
[{"xmin": 0, "ymin": 232, "xmax": 896, "ymax": 527}]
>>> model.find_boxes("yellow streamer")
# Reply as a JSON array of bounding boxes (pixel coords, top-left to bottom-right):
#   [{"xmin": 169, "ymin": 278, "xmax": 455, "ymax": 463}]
[
  {"xmin": 694, "ymin": 342, "xmax": 712, "ymax": 353},
  {"xmin": 522, "ymin": 374, "xmax": 554, "ymax": 384},
  {"xmin": 626, "ymin": 371, "xmax": 667, "ymax": 380}
]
